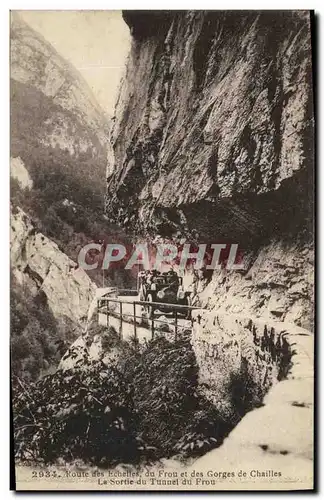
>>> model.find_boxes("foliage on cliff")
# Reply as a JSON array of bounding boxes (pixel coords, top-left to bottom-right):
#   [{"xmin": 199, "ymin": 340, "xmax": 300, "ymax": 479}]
[
  {"xmin": 13, "ymin": 360, "xmax": 139, "ymax": 465},
  {"xmin": 10, "ymin": 277, "xmax": 75, "ymax": 382},
  {"xmin": 10, "ymin": 15, "xmax": 136, "ymax": 289}
]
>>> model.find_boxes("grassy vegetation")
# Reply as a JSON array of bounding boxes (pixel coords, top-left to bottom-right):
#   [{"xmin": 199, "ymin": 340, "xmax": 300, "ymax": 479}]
[
  {"xmin": 13, "ymin": 331, "xmax": 233, "ymax": 466},
  {"xmin": 10, "ymin": 275, "xmax": 78, "ymax": 383}
]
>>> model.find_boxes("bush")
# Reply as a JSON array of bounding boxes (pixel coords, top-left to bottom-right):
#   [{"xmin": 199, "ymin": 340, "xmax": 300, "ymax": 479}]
[
  {"xmin": 10, "ymin": 277, "xmax": 77, "ymax": 383},
  {"xmin": 121, "ymin": 337, "xmax": 231, "ymax": 459},
  {"xmin": 13, "ymin": 358, "xmax": 140, "ymax": 466},
  {"xmin": 13, "ymin": 334, "xmax": 233, "ymax": 466}
]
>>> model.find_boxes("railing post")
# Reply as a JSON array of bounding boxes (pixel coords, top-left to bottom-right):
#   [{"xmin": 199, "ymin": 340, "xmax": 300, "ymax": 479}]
[
  {"xmin": 133, "ymin": 302, "xmax": 137, "ymax": 345},
  {"xmin": 107, "ymin": 299, "xmax": 109, "ymax": 327},
  {"xmin": 119, "ymin": 302, "xmax": 123, "ymax": 340},
  {"xmin": 175, "ymin": 309, "xmax": 178, "ymax": 341},
  {"xmin": 151, "ymin": 307, "xmax": 155, "ymax": 341}
]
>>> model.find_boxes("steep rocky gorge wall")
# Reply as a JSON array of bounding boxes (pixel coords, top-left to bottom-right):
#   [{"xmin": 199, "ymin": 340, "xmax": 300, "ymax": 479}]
[
  {"xmin": 104, "ymin": 11, "xmax": 314, "ymax": 481},
  {"xmin": 11, "ymin": 207, "xmax": 96, "ymax": 325},
  {"xmin": 106, "ymin": 10, "xmax": 313, "ymax": 236},
  {"xmin": 106, "ymin": 10, "xmax": 314, "ymax": 330}
]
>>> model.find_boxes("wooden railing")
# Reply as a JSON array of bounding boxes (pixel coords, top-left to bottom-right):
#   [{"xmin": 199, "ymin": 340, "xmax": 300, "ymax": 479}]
[{"xmin": 97, "ymin": 294, "xmax": 201, "ymax": 342}]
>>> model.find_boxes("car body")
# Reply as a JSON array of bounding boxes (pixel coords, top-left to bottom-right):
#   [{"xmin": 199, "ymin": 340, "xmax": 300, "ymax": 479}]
[{"xmin": 138, "ymin": 270, "xmax": 191, "ymax": 318}]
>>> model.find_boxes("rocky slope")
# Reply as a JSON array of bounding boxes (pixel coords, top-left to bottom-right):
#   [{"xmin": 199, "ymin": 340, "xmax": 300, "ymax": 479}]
[
  {"xmin": 106, "ymin": 10, "xmax": 314, "ymax": 330},
  {"xmin": 11, "ymin": 11, "xmax": 110, "ymax": 191},
  {"xmin": 107, "ymin": 11, "xmax": 313, "ymax": 235},
  {"xmin": 10, "ymin": 206, "xmax": 98, "ymax": 382},
  {"xmin": 183, "ymin": 236, "xmax": 314, "ymax": 330},
  {"xmin": 11, "ymin": 207, "xmax": 97, "ymax": 325}
]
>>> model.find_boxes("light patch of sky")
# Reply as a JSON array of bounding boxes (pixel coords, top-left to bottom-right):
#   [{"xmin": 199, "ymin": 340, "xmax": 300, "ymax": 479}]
[{"xmin": 18, "ymin": 10, "xmax": 131, "ymax": 115}]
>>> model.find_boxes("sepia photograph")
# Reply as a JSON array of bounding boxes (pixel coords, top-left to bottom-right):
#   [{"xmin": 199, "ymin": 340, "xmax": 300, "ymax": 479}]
[{"xmin": 9, "ymin": 9, "xmax": 315, "ymax": 491}]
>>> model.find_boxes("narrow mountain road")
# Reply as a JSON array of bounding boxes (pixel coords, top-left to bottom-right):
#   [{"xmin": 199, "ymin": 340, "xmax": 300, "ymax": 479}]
[{"xmin": 98, "ymin": 294, "xmax": 192, "ymax": 344}]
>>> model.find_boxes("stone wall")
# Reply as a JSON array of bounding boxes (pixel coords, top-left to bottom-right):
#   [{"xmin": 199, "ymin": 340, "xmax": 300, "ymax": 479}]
[
  {"xmin": 191, "ymin": 309, "xmax": 314, "ymax": 489},
  {"xmin": 191, "ymin": 310, "xmax": 291, "ymax": 420}
]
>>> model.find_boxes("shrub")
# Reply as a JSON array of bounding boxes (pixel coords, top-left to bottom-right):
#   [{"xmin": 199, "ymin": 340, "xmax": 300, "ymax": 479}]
[
  {"xmin": 13, "ymin": 358, "xmax": 140, "ymax": 466},
  {"xmin": 121, "ymin": 337, "xmax": 231, "ymax": 459},
  {"xmin": 13, "ymin": 334, "xmax": 233, "ymax": 466},
  {"xmin": 10, "ymin": 277, "xmax": 77, "ymax": 383}
]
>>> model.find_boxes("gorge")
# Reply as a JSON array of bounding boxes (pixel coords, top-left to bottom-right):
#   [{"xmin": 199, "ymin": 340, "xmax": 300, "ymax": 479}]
[
  {"xmin": 11, "ymin": 10, "xmax": 314, "ymax": 488},
  {"xmin": 103, "ymin": 10, "xmax": 314, "ymax": 481}
]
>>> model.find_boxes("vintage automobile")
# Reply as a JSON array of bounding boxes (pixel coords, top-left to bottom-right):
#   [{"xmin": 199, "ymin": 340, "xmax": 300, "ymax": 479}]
[{"xmin": 137, "ymin": 270, "xmax": 192, "ymax": 319}]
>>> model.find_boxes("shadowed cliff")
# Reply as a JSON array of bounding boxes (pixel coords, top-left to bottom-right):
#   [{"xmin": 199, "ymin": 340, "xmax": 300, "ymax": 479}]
[
  {"xmin": 106, "ymin": 10, "xmax": 313, "ymax": 243},
  {"xmin": 106, "ymin": 10, "xmax": 314, "ymax": 329}
]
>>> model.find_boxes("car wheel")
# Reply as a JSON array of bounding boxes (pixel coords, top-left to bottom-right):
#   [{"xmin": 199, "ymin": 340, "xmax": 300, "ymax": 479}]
[
  {"xmin": 139, "ymin": 285, "xmax": 145, "ymax": 301},
  {"xmin": 146, "ymin": 294, "xmax": 154, "ymax": 319},
  {"xmin": 185, "ymin": 295, "xmax": 192, "ymax": 320}
]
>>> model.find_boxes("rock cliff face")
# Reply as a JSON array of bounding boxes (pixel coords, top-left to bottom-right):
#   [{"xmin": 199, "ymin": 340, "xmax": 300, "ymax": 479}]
[
  {"xmin": 11, "ymin": 12, "xmax": 110, "ymax": 196},
  {"xmin": 106, "ymin": 10, "xmax": 314, "ymax": 329},
  {"xmin": 11, "ymin": 207, "xmax": 96, "ymax": 325},
  {"xmin": 106, "ymin": 11, "xmax": 313, "ymax": 236},
  {"xmin": 184, "ymin": 236, "xmax": 314, "ymax": 330}
]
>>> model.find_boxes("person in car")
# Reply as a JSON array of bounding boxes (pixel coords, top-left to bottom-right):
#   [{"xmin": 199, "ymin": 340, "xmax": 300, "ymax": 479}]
[
  {"xmin": 146, "ymin": 269, "xmax": 160, "ymax": 286},
  {"xmin": 165, "ymin": 269, "xmax": 179, "ymax": 287}
]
